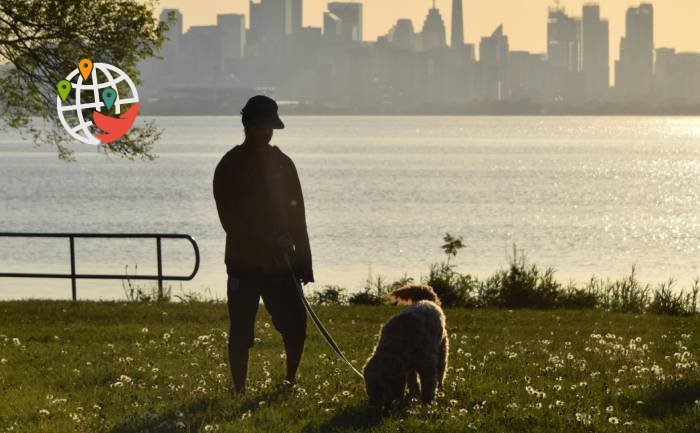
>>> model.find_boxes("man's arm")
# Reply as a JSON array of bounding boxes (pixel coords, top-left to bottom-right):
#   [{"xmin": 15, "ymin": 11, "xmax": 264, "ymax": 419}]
[{"xmin": 286, "ymin": 158, "xmax": 314, "ymax": 284}]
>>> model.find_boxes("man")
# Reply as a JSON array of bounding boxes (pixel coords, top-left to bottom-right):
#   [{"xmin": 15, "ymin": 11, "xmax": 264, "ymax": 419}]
[{"xmin": 213, "ymin": 95, "xmax": 314, "ymax": 394}]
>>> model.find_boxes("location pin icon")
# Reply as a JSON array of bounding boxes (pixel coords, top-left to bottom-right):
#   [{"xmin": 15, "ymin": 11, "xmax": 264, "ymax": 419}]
[
  {"xmin": 79, "ymin": 58, "xmax": 93, "ymax": 81},
  {"xmin": 101, "ymin": 88, "xmax": 117, "ymax": 110},
  {"xmin": 57, "ymin": 80, "xmax": 71, "ymax": 102}
]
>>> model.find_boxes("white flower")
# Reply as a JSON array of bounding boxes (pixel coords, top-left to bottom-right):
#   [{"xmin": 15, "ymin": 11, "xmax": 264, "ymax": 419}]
[
  {"xmin": 12, "ymin": 338, "xmax": 20, "ymax": 346},
  {"xmin": 606, "ymin": 405, "xmax": 614, "ymax": 413},
  {"xmin": 608, "ymin": 417, "xmax": 619, "ymax": 425},
  {"xmin": 38, "ymin": 409, "xmax": 50, "ymax": 417},
  {"xmin": 0, "ymin": 358, "xmax": 7, "ymax": 364},
  {"xmin": 141, "ymin": 328, "xmax": 149, "ymax": 334}
]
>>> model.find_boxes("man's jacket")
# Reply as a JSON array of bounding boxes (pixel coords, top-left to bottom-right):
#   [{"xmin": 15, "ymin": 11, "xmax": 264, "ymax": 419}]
[{"xmin": 213, "ymin": 143, "xmax": 314, "ymax": 283}]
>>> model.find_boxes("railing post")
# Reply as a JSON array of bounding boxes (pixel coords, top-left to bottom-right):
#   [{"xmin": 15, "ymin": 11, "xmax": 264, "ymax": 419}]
[
  {"xmin": 156, "ymin": 237, "xmax": 163, "ymax": 300},
  {"xmin": 69, "ymin": 236, "xmax": 77, "ymax": 301}
]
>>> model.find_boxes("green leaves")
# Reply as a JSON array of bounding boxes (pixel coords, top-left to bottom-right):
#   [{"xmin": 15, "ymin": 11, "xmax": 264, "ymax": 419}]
[{"xmin": 0, "ymin": 0, "xmax": 167, "ymax": 160}]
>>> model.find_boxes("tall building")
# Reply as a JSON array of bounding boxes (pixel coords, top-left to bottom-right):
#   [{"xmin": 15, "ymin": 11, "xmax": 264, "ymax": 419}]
[
  {"xmin": 159, "ymin": 9, "xmax": 183, "ymax": 59},
  {"xmin": 327, "ymin": 2, "xmax": 363, "ymax": 42},
  {"xmin": 291, "ymin": 0, "xmax": 303, "ymax": 33},
  {"xmin": 547, "ymin": 7, "xmax": 581, "ymax": 101},
  {"xmin": 249, "ymin": 0, "xmax": 293, "ymax": 43},
  {"xmin": 323, "ymin": 12, "xmax": 342, "ymax": 39},
  {"xmin": 421, "ymin": 1, "xmax": 447, "ymax": 51},
  {"xmin": 615, "ymin": 3, "xmax": 654, "ymax": 100},
  {"xmin": 386, "ymin": 19, "xmax": 419, "ymax": 51},
  {"xmin": 479, "ymin": 25, "xmax": 508, "ymax": 100},
  {"xmin": 581, "ymin": 4, "xmax": 609, "ymax": 101},
  {"xmin": 217, "ymin": 14, "xmax": 246, "ymax": 64},
  {"xmin": 451, "ymin": 0, "xmax": 464, "ymax": 48}
]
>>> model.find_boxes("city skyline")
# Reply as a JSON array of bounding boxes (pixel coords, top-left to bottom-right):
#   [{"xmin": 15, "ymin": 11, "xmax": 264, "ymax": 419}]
[
  {"xmin": 140, "ymin": 1, "xmax": 700, "ymax": 114},
  {"xmin": 158, "ymin": 0, "xmax": 700, "ymax": 58}
]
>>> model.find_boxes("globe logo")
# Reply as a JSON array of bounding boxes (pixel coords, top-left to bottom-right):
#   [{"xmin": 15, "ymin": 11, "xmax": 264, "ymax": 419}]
[{"xmin": 56, "ymin": 59, "xmax": 140, "ymax": 146}]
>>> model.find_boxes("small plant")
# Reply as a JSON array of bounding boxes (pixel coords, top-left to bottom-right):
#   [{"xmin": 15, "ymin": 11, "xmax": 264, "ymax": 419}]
[
  {"xmin": 121, "ymin": 264, "xmax": 171, "ymax": 302},
  {"xmin": 441, "ymin": 233, "xmax": 465, "ymax": 266},
  {"xmin": 424, "ymin": 263, "xmax": 478, "ymax": 308}
]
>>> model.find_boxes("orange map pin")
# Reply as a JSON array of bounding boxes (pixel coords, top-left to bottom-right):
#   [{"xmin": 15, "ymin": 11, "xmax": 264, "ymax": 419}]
[{"xmin": 79, "ymin": 59, "xmax": 93, "ymax": 81}]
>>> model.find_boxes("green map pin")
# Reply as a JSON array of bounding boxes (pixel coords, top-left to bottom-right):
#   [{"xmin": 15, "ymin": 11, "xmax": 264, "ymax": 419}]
[{"xmin": 57, "ymin": 80, "xmax": 71, "ymax": 102}]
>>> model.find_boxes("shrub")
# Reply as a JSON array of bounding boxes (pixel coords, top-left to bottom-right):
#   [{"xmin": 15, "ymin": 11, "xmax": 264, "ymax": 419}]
[
  {"xmin": 348, "ymin": 276, "xmax": 390, "ymax": 305},
  {"xmin": 649, "ymin": 278, "xmax": 699, "ymax": 316},
  {"xmin": 594, "ymin": 267, "xmax": 651, "ymax": 313},
  {"xmin": 483, "ymin": 251, "xmax": 561, "ymax": 309},
  {"xmin": 556, "ymin": 282, "xmax": 599, "ymax": 309},
  {"xmin": 309, "ymin": 285, "xmax": 348, "ymax": 306},
  {"xmin": 424, "ymin": 263, "xmax": 479, "ymax": 308}
]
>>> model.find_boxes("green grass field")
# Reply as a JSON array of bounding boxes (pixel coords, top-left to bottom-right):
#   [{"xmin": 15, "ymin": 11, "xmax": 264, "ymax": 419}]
[{"xmin": 0, "ymin": 301, "xmax": 698, "ymax": 433}]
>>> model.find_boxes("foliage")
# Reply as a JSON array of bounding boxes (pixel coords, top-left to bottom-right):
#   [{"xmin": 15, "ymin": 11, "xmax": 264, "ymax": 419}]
[
  {"xmin": 309, "ymin": 285, "xmax": 348, "ymax": 306},
  {"xmin": 348, "ymin": 276, "xmax": 391, "ymax": 305},
  {"xmin": 440, "ymin": 232, "xmax": 465, "ymax": 266},
  {"xmin": 0, "ymin": 0, "xmax": 169, "ymax": 160},
  {"xmin": 424, "ymin": 263, "xmax": 478, "ymax": 308}
]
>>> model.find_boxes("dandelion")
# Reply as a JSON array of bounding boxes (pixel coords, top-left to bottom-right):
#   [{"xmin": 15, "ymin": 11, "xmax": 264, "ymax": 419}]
[{"xmin": 608, "ymin": 417, "xmax": 619, "ymax": 425}]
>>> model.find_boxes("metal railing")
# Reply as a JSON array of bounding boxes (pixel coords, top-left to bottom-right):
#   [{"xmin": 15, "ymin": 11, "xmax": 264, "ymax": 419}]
[{"xmin": 0, "ymin": 232, "xmax": 200, "ymax": 300}]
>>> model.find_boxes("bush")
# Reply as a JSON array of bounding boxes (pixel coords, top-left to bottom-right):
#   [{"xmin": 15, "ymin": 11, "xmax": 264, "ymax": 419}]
[
  {"xmin": 594, "ymin": 267, "xmax": 651, "ymax": 313},
  {"xmin": 648, "ymin": 278, "xmax": 699, "ymax": 316},
  {"xmin": 424, "ymin": 263, "xmax": 478, "ymax": 308},
  {"xmin": 309, "ymin": 285, "xmax": 348, "ymax": 306},
  {"xmin": 348, "ymin": 276, "xmax": 390, "ymax": 305},
  {"xmin": 556, "ymin": 283, "xmax": 599, "ymax": 309},
  {"xmin": 482, "ymin": 252, "xmax": 561, "ymax": 309}
]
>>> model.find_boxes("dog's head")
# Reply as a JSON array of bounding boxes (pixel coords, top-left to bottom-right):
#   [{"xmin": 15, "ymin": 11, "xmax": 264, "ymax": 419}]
[{"xmin": 364, "ymin": 355, "xmax": 406, "ymax": 408}]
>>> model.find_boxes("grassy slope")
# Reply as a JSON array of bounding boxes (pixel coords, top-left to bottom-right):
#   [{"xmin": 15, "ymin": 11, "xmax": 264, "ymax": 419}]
[{"xmin": 0, "ymin": 302, "xmax": 698, "ymax": 433}]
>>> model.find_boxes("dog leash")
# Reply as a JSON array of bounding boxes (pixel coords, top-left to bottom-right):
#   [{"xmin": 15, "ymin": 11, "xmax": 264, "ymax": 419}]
[{"xmin": 283, "ymin": 253, "xmax": 364, "ymax": 379}]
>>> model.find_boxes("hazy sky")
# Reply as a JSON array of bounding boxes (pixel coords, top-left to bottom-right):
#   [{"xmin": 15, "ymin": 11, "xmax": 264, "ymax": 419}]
[{"xmin": 158, "ymin": 0, "xmax": 700, "ymax": 58}]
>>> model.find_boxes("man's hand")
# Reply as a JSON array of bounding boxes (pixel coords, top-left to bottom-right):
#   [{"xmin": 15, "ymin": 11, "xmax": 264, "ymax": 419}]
[{"xmin": 275, "ymin": 233, "xmax": 296, "ymax": 255}]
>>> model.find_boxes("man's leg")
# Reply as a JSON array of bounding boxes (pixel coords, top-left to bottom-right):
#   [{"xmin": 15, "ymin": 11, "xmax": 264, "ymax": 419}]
[
  {"xmin": 262, "ymin": 275, "xmax": 307, "ymax": 384},
  {"xmin": 227, "ymin": 275, "xmax": 260, "ymax": 394}
]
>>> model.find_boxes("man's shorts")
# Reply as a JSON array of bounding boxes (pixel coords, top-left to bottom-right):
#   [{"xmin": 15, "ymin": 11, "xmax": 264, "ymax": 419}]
[{"xmin": 227, "ymin": 273, "xmax": 307, "ymax": 352}]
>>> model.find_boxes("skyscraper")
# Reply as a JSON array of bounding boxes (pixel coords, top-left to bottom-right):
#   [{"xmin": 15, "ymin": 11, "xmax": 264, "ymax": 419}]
[
  {"xmin": 327, "ymin": 2, "xmax": 363, "ymax": 42},
  {"xmin": 547, "ymin": 6, "xmax": 581, "ymax": 101},
  {"xmin": 581, "ymin": 4, "xmax": 609, "ymax": 101},
  {"xmin": 249, "ymin": 0, "xmax": 293, "ymax": 43},
  {"xmin": 159, "ymin": 9, "xmax": 183, "ymax": 58},
  {"xmin": 291, "ymin": 0, "xmax": 303, "ymax": 33},
  {"xmin": 615, "ymin": 3, "xmax": 654, "ymax": 100},
  {"xmin": 451, "ymin": 0, "xmax": 464, "ymax": 48},
  {"xmin": 421, "ymin": 1, "xmax": 447, "ymax": 51},
  {"xmin": 218, "ymin": 14, "xmax": 246, "ymax": 62},
  {"xmin": 479, "ymin": 25, "xmax": 508, "ymax": 100}
]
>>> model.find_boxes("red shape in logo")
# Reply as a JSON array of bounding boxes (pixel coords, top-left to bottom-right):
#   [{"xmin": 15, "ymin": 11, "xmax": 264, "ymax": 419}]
[{"xmin": 92, "ymin": 103, "xmax": 140, "ymax": 145}]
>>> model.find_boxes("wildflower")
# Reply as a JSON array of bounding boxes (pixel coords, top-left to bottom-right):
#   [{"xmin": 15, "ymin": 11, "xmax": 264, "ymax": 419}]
[
  {"xmin": 0, "ymin": 358, "xmax": 7, "ymax": 364},
  {"xmin": 449, "ymin": 399, "xmax": 458, "ymax": 406},
  {"xmin": 38, "ymin": 409, "xmax": 50, "ymax": 417},
  {"xmin": 608, "ymin": 417, "xmax": 619, "ymax": 425},
  {"xmin": 606, "ymin": 405, "xmax": 614, "ymax": 413},
  {"xmin": 141, "ymin": 328, "xmax": 149, "ymax": 334},
  {"xmin": 12, "ymin": 338, "xmax": 20, "ymax": 346},
  {"xmin": 162, "ymin": 333, "xmax": 171, "ymax": 341}
]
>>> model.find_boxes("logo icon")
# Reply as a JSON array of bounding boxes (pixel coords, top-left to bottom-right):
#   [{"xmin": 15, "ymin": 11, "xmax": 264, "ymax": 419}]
[{"xmin": 56, "ymin": 58, "xmax": 140, "ymax": 145}]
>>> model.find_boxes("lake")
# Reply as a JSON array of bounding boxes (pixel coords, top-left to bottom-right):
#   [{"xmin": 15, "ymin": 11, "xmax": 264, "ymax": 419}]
[{"xmin": 1, "ymin": 116, "xmax": 699, "ymax": 300}]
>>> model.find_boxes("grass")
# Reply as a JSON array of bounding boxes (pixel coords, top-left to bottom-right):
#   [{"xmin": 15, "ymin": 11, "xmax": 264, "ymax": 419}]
[{"xmin": 0, "ymin": 301, "xmax": 698, "ymax": 433}]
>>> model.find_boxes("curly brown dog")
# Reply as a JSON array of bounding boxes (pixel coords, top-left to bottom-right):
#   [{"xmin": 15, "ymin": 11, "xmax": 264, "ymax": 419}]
[{"xmin": 363, "ymin": 285, "xmax": 448, "ymax": 407}]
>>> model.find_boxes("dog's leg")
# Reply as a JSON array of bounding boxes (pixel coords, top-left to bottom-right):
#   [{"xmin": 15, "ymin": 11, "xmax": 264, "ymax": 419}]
[
  {"xmin": 418, "ymin": 363, "xmax": 438, "ymax": 404},
  {"xmin": 406, "ymin": 369, "xmax": 420, "ymax": 396},
  {"xmin": 437, "ymin": 336, "xmax": 448, "ymax": 389}
]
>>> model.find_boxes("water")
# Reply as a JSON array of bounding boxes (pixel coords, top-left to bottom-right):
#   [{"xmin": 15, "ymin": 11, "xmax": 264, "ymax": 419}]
[{"xmin": 1, "ymin": 116, "xmax": 699, "ymax": 300}]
